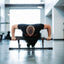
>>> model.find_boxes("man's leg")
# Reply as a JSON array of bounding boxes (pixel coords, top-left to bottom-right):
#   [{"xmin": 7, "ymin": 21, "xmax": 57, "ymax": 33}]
[
  {"xmin": 25, "ymin": 38, "xmax": 38, "ymax": 48},
  {"xmin": 25, "ymin": 37, "xmax": 40, "ymax": 48},
  {"xmin": 27, "ymin": 43, "xmax": 30, "ymax": 48},
  {"xmin": 30, "ymin": 38, "xmax": 38, "ymax": 47},
  {"xmin": 25, "ymin": 39, "xmax": 31, "ymax": 48}
]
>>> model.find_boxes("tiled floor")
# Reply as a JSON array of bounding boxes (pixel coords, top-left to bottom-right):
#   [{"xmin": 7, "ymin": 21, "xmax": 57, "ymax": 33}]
[{"xmin": 0, "ymin": 40, "xmax": 64, "ymax": 64}]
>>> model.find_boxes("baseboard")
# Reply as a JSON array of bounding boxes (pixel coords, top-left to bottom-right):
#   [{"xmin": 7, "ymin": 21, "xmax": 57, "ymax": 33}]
[{"xmin": 53, "ymin": 39, "xmax": 64, "ymax": 40}]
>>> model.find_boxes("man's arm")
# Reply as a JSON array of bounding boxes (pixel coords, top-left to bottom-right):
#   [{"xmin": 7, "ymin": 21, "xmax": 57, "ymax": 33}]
[
  {"xmin": 44, "ymin": 24, "xmax": 51, "ymax": 40},
  {"xmin": 11, "ymin": 24, "xmax": 18, "ymax": 40}
]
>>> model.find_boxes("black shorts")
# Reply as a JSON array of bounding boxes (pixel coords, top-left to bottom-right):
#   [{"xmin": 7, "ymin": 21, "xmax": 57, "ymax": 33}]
[{"xmin": 24, "ymin": 37, "xmax": 41, "ymax": 46}]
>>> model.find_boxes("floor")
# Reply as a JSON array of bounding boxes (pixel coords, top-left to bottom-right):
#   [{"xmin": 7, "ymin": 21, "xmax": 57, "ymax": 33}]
[{"xmin": 0, "ymin": 40, "xmax": 64, "ymax": 64}]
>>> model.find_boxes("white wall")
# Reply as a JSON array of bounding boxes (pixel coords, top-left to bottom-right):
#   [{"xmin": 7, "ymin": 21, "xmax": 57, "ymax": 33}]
[
  {"xmin": 45, "ymin": 0, "xmax": 59, "ymax": 16},
  {"xmin": 52, "ymin": 6, "xmax": 64, "ymax": 39},
  {"xmin": 45, "ymin": 0, "xmax": 64, "ymax": 39},
  {"xmin": 46, "ymin": 15, "xmax": 52, "ymax": 36},
  {"xmin": 40, "ymin": 6, "xmax": 46, "ymax": 37}
]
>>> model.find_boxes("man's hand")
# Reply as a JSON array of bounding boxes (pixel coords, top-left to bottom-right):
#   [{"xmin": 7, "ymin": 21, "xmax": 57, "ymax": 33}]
[
  {"xmin": 11, "ymin": 37, "xmax": 16, "ymax": 40},
  {"xmin": 46, "ymin": 36, "xmax": 52, "ymax": 41}
]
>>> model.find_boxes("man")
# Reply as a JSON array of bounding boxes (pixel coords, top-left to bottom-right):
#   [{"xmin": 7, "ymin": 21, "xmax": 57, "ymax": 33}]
[{"xmin": 11, "ymin": 24, "xmax": 51, "ymax": 47}]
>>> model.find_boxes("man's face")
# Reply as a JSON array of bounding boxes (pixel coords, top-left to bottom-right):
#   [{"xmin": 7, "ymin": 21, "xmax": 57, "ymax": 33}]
[
  {"xmin": 26, "ymin": 26, "xmax": 35, "ymax": 37},
  {"xmin": 28, "ymin": 33, "xmax": 33, "ymax": 37}
]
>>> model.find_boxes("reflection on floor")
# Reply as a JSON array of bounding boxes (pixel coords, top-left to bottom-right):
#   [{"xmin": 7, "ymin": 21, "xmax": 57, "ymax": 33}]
[{"xmin": 0, "ymin": 40, "xmax": 64, "ymax": 64}]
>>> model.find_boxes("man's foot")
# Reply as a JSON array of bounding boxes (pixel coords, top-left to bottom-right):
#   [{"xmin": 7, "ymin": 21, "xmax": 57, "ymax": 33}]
[
  {"xmin": 32, "ymin": 45, "xmax": 35, "ymax": 48},
  {"xmin": 27, "ymin": 44, "xmax": 30, "ymax": 48}
]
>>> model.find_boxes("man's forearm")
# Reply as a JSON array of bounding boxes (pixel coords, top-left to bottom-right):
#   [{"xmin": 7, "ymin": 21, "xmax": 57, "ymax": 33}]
[
  {"xmin": 12, "ymin": 25, "xmax": 16, "ymax": 37},
  {"xmin": 44, "ymin": 24, "xmax": 51, "ymax": 37},
  {"xmin": 47, "ymin": 25, "xmax": 51, "ymax": 37},
  {"xmin": 11, "ymin": 25, "xmax": 18, "ymax": 40}
]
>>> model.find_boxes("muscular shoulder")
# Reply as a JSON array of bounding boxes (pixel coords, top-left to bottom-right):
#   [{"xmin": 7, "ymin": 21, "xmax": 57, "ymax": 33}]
[
  {"xmin": 34, "ymin": 24, "xmax": 44, "ymax": 29},
  {"xmin": 18, "ymin": 24, "xmax": 28, "ymax": 29},
  {"xmin": 12, "ymin": 24, "xmax": 18, "ymax": 29},
  {"xmin": 44, "ymin": 24, "xmax": 51, "ymax": 29}
]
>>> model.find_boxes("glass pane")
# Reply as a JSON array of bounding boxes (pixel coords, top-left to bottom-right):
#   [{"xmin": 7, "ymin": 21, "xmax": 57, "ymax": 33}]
[
  {"xmin": 0, "ymin": 7, "xmax": 1, "ymax": 22},
  {"xmin": 10, "ymin": 0, "xmax": 42, "ymax": 4},
  {"xmin": 1, "ymin": 24, "xmax": 5, "ymax": 32},
  {"xmin": 10, "ymin": 9, "xmax": 40, "ymax": 36}
]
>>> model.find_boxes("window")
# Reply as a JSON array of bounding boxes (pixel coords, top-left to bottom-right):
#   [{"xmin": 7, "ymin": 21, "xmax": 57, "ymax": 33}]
[
  {"xmin": 10, "ymin": 9, "xmax": 40, "ymax": 36},
  {"xmin": 10, "ymin": 0, "xmax": 43, "ymax": 4}
]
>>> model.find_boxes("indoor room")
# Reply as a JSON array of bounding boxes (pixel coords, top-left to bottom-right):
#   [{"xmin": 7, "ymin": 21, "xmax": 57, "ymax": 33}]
[{"xmin": 0, "ymin": 0, "xmax": 64, "ymax": 64}]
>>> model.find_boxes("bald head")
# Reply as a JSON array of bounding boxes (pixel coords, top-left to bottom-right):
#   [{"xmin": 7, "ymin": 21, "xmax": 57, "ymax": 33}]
[{"xmin": 26, "ymin": 25, "xmax": 35, "ymax": 37}]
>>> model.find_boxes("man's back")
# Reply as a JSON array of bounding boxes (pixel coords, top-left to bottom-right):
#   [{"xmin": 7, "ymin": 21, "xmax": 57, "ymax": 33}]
[{"xmin": 18, "ymin": 24, "xmax": 44, "ymax": 38}]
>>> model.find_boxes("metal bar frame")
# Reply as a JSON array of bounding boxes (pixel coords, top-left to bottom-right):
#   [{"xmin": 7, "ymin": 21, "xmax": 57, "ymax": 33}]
[{"xmin": 9, "ymin": 37, "xmax": 53, "ymax": 50}]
